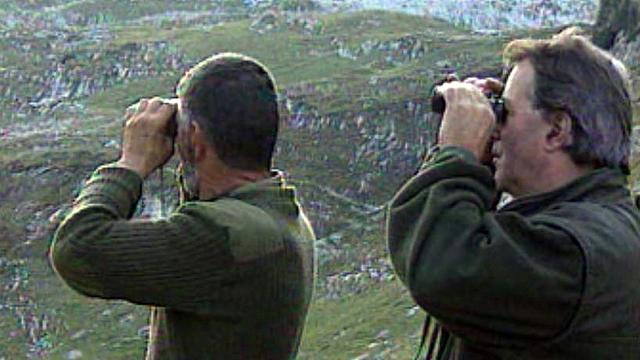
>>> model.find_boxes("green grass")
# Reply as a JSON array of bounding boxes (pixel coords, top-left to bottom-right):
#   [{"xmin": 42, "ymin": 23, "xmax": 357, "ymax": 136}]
[
  {"xmin": 34, "ymin": 0, "xmax": 239, "ymax": 25},
  {"xmin": 2, "ymin": 257, "xmax": 149, "ymax": 360},
  {"xmin": 0, "ymin": 256, "xmax": 423, "ymax": 360},
  {"xmin": 170, "ymin": 19, "xmax": 361, "ymax": 86},
  {"xmin": 300, "ymin": 281, "xmax": 424, "ymax": 360},
  {"xmin": 84, "ymin": 76, "xmax": 178, "ymax": 116}
]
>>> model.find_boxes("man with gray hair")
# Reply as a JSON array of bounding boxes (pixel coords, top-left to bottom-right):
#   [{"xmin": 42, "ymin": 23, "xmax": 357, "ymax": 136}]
[{"xmin": 387, "ymin": 28, "xmax": 639, "ymax": 359}]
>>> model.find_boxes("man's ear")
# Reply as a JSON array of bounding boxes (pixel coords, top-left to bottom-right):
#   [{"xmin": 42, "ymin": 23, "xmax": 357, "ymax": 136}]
[
  {"xmin": 190, "ymin": 121, "xmax": 209, "ymax": 163},
  {"xmin": 176, "ymin": 118, "xmax": 194, "ymax": 163},
  {"xmin": 544, "ymin": 111, "xmax": 573, "ymax": 151}
]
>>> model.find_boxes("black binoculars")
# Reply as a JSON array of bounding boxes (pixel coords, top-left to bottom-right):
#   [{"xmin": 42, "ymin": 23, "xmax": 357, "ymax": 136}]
[{"xmin": 430, "ymin": 83, "xmax": 506, "ymax": 125}]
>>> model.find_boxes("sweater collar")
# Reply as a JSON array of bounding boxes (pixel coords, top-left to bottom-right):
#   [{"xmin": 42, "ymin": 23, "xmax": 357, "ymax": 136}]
[
  {"xmin": 225, "ymin": 170, "xmax": 293, "ymax": 200},
  {"xmin": 499, "ymin": 167, "xmax": 630, "ymax": 214}
]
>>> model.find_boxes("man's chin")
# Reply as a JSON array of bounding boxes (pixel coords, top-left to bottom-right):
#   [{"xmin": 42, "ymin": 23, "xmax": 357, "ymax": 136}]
[
  {"xmin": 493, "ymin": 170, "xmax": 502, "ymax": 188},
  {"xmin": 494, "ymin": 172, "xmax": 512, "ymax": 194}
]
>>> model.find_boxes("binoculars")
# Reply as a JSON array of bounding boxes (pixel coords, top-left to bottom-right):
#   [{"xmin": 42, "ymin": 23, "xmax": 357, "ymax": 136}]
[
  {"xmin": 429, "ymin": 81, "xmax": 506, "ymax": 125},
  {"xmin": 127, "ymin": 97, "xmax": 179, "ymax": 138}
]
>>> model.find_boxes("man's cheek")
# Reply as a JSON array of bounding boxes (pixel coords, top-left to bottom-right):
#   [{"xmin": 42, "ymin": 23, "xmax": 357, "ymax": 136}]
[
  {"xmin": 176, "ymin": 137, "xmax": 194, "ymax": 163},
  {"xmin": 177, "ymin": 162, "xmax": 198, "ymax": 202}
]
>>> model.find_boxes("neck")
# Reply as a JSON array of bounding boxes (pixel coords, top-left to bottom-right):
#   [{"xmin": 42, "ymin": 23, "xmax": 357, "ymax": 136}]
[
  {"xmin": 514, "ymin": 157, "xmax": 592, "ymax": 198},
  {"xmin": 197, "ymin": 164, "xmax": 269, "ymax": 200}
]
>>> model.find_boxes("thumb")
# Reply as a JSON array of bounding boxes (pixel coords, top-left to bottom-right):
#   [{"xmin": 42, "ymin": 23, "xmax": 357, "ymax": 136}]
[{"xmin": 485, "ymin": 78, "xmax": 504, "ymax": 94}]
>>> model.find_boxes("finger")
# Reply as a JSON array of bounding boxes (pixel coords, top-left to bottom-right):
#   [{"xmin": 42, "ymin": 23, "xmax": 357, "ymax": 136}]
[
  {"xmin": 159, "ymin": 99, "xmax": 179, "ymax": 116},
  {"xmin": 161, "ymin": 98, "xmax": 180, "ymax": 107},
  {"xmin": 463, "ymin": 77, "xmax": 479, "ymax": 84},
  {"xmin": 438, "ymin": 81, "xmax": 467, "ymax": 101},
  {"xmin": 436, "ymin": 82, "xmax": 457, "ymax": 102},
  {"xmin": 124, "ymin": 104, "xmax": 137, "ymax": 120},
  {"xmin": 156, "ymin": 102, "xmax": 176, "ymax": 118},
  {"xmin": 445, "ymin": 73, "xmax": 459, "ymax": 82},
  {"xmin": 146, "ymin": 97, "xmax": 164, "ymax": 113},
  {"xmin": 465, "ymin": 79, "xmax": 492, "ymax": 96},
  {"xmin": 440, "ymin": 82, "xmax": 490, "ymax": 107},
  {"xmin": 154, "ymin": 104, "xmax": 177, "ymax": 134},
  {"xmin": 137, "ymin": 98, "xmax": 149, "ymax": 113},
  {"xmin": 467, "ymin": 78, "xmax": 494, "ymax": 95},
  {"xmin": 124, "ymin": 101, "xmax": 143, "ymax": 128},
  {"xmin": 485, "ymin": 78, "xmax": 504, "ymax": 93}
]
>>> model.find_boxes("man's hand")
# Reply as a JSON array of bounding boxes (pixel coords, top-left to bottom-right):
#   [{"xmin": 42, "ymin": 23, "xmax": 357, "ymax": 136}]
[
  {"xmin": 436, "ymin": 80, "xmax": 501, "ymax": 161},
  {"xmin": 117, "ymin": 97, "xmax": 176, "ymax": 179},
  {"xmin": 462, "ymin": 77, "xmax": 504, "ymax": 96}
]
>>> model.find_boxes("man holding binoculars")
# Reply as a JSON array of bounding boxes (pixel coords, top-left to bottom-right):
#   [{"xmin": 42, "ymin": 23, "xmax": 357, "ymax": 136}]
[
  {"xmin": 387, "ymin": 28, "xmax": 640, "ymax": 359},
  {"xmin": 50, "ymin": 53, "xmax": 316, "ymax": 360}
]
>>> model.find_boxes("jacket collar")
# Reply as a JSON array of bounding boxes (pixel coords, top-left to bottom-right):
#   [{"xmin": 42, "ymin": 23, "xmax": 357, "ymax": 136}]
[{"xmin": 499, "ymin": 167, "xmax": 631, "ymax": 215}]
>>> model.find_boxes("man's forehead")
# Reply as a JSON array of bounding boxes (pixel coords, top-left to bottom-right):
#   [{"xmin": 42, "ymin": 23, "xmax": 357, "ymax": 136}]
[
  {"xmin": 175, "ymin": 97, "xmax": 189, "ymax": 124},
  {"xmin": 503, "ymin": 60, "xmax": 535, "ymax": 99}
]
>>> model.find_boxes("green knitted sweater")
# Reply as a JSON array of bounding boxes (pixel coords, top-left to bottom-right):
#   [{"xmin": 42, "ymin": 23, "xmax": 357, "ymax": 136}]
[{"xmin": 50, "ymin": 164, "xmax": 316, "ymax": 360}]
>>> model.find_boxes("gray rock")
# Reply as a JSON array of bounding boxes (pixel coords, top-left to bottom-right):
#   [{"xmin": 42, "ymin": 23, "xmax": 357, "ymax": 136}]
[
  {"xmin": 66, "ymin": 349, "xmax": 83, "ymax": 360},
  {"xmin": 70, "ymin": 329, "xmax": 87, "ymax": 340},
  {"xmin": 375, "ymin": 329, "xmax": 390, "ymax": 339},
  {"xmin": 137, "ymin": 325, "xmax": 150, "ymax": 338},
  {"xmin": 406, "ymin": 305, "xmax": 420, "ymax": 317}
]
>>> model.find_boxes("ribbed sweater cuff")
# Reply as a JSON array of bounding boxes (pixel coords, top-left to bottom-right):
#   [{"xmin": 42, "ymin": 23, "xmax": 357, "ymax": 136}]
[{"xmin": 75, "ymin": 163, "xmax": 143, "ymax": 219}]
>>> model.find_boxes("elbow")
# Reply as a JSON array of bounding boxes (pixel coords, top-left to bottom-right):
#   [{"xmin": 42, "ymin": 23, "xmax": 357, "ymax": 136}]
[
  {"xmin": 49, "ymin": 251, "xmax": 77, "ymax": 290},
  {"xmin": 50, "ymin": 256, "xmax": 110, "ymax": 299},
  {"xmin": 49, "ymin": 234, "xmax": 109, "ymax": 299},
  {"xmin": 48, "ymin": 210, "xmax": 117, "ymax": 299},
  {"xmin": 50, "ymin": 212, "xmax": 101, "ymax": 285},
  {"xmin": 408, "ymin": 268, "xmax": 469, "ymax": 314},
  {"xmin": 49, "ymin": 231, "xmax": 71, "ymax": 280},
  {"xmin": 49, "ymin": 225, "xmax": 80, "ymax": 282},
  {"xmin": 49, "ymin": 240, "xmax": 84, "ymax": 291},
  {"xmin": 408, "ymin": 278, "xmax": 444, "ymax": 311}
]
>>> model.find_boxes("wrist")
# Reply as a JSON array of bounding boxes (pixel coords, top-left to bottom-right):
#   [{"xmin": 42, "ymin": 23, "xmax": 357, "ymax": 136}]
[
  {"xmin": 116, "ymin": 157, "xmax": 150, "ymax": 179},
  {"xmin": 434, "ymin": 145, "xmax": 482, "ymax": 165},
  {"xmin": 438, "ymin": 141, "xmax": 482, "ymax": 161}
]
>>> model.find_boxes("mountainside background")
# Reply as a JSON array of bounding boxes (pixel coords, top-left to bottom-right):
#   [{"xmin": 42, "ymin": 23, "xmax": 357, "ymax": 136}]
[{"xmin": 0, "ymin": 1, "xmax": 637, "ymax": 359}]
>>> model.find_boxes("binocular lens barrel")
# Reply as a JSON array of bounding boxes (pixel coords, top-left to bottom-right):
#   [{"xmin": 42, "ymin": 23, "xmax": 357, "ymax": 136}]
[{"xmin": 429, "ymin": 88, "xmax": 506, "ymax": 125}]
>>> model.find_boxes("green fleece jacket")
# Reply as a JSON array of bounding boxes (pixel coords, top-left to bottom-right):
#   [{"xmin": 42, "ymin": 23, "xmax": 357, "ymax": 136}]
[
  {"xmin": 50, "ymin": 164, "xmax": 316, "ymax": 360},
  {"xmin": 387, "ymin": 146, "xmax": 640, "ymax": 359}
]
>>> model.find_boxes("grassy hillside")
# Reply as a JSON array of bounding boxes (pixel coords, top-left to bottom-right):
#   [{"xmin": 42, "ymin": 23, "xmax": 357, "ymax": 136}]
[{"xmin": 0, "ymin": 4, "xmax": 637, "ymax": 360}]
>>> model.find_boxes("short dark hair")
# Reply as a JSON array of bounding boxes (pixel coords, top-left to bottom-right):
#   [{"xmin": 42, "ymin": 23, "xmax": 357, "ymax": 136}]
[
  {"xmin": 176, "ymin": 53, "xmax": 279, "ymax": 171},
  {"xmin": 503, "ymin": 27, "xmax": 633, "ymax": 173}
]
